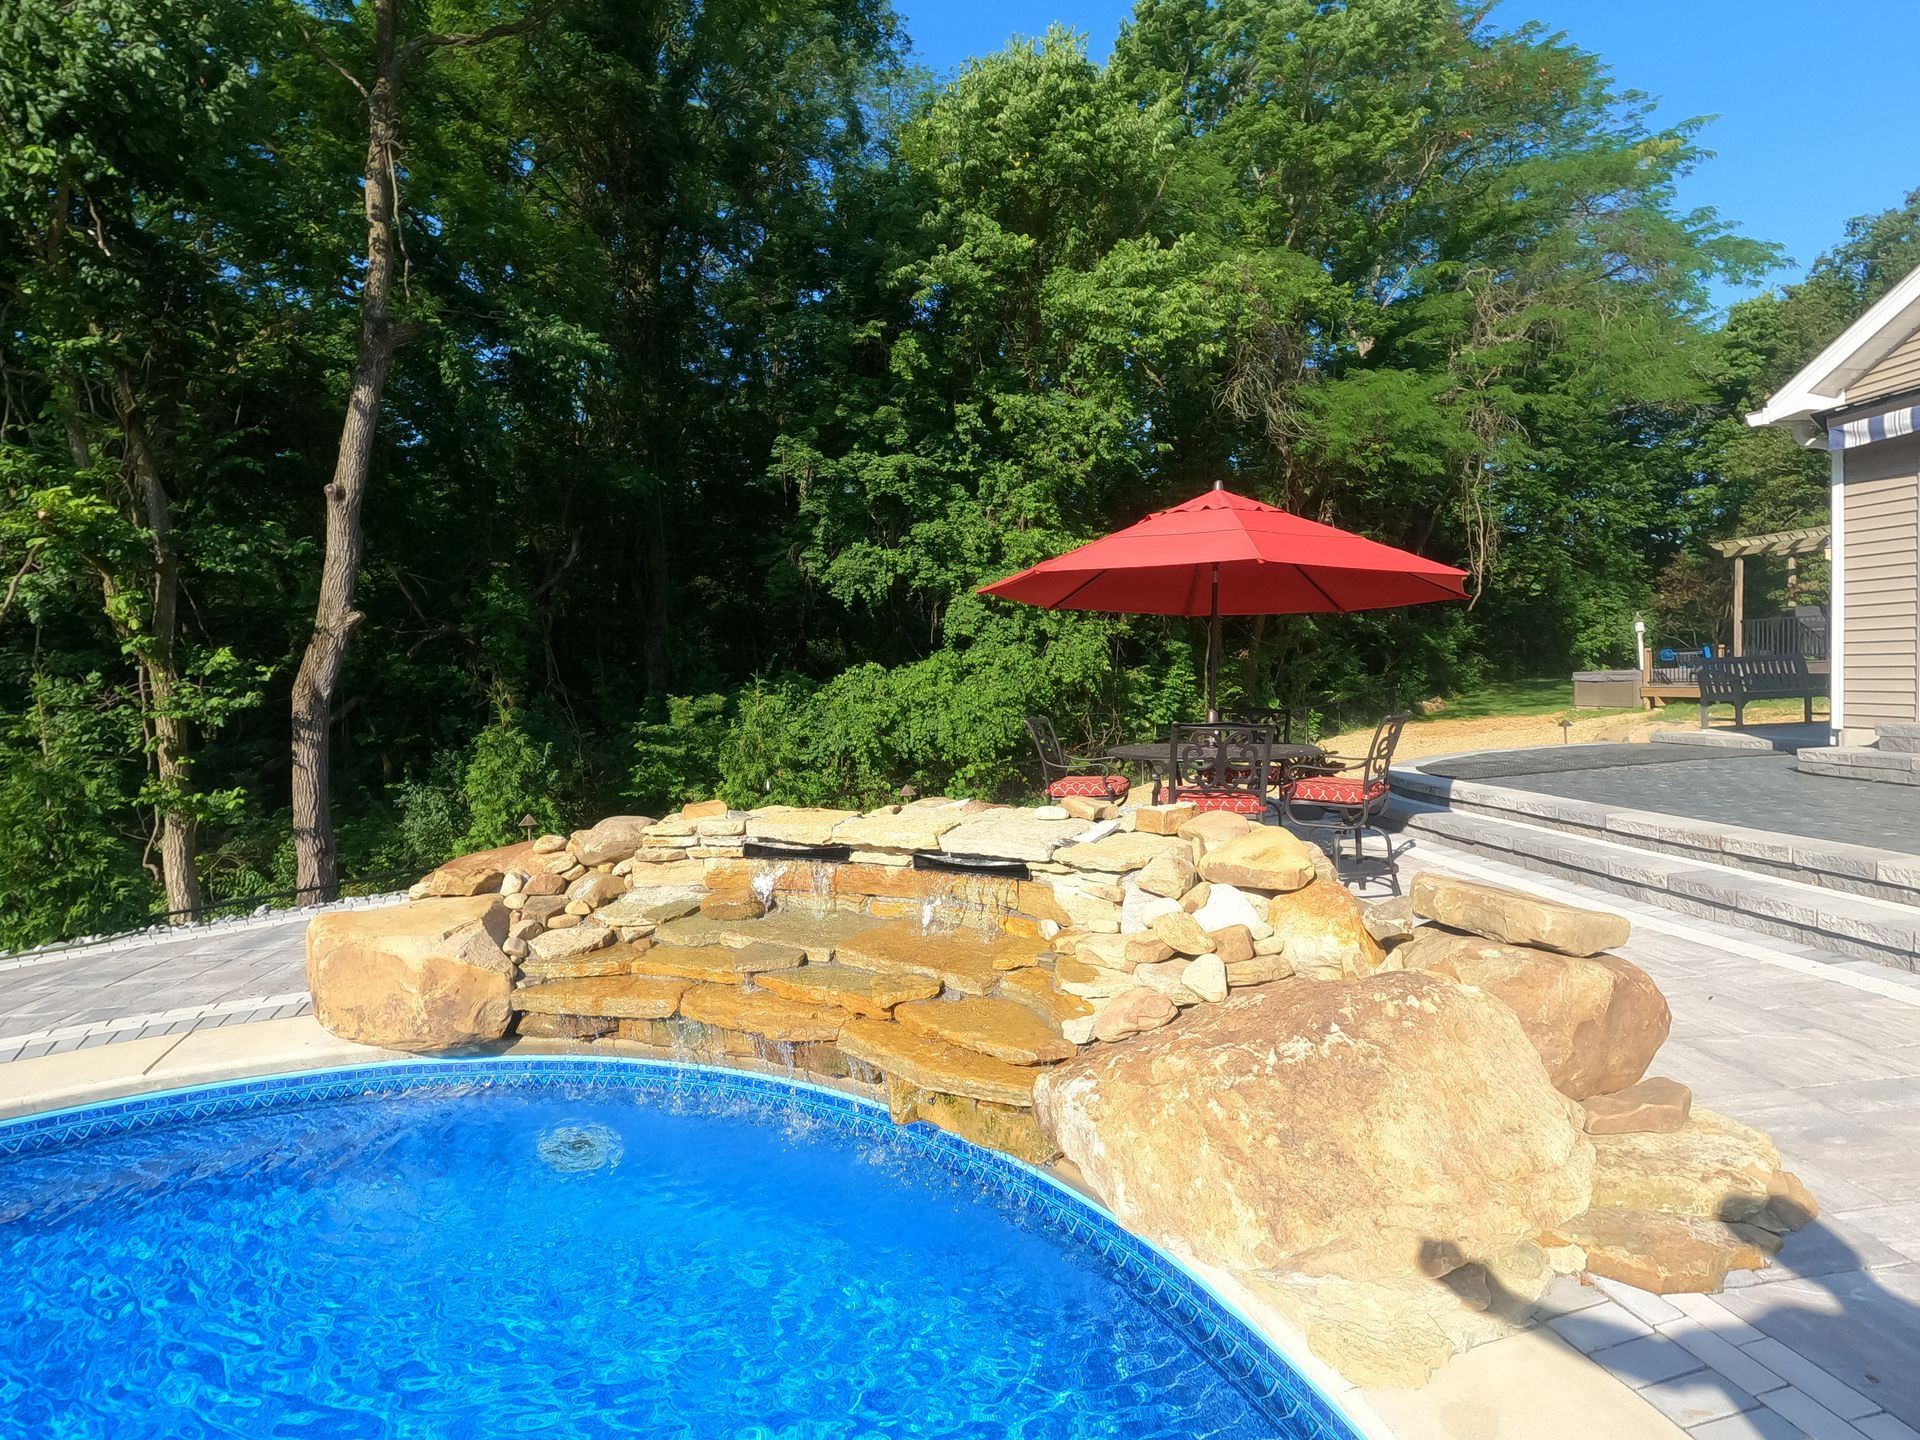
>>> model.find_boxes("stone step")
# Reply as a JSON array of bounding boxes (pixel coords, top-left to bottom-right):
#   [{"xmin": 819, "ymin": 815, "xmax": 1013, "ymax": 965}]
[
  {"xmin": 677, "ymin": 983, "xmax": 847, "ymax": 1043},
  {"xmin": 1396, "ymin": 804, "xmax": 1920, "ymax": 971},
  {"xmin": 513, "ymin": 975, "xmax": 689, "ymax": 1019},
  {"xmin": 1877, "ymin": 723, "xmax": 1920, "ymax": 754},
  {"xmin": 1797, "ymin": 746, "xmax": 1920, "ymax": 783},
  {"xmin": 753, "ymin": 963, "xmax": 939, "ymax": 1019},
  {"xmin": 1390, "ymin": 764, "xmax": 1920, "ymax": 908}
]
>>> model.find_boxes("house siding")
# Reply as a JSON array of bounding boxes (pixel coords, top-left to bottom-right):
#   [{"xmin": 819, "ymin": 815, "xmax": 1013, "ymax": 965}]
[
  {"xmin": 1840, "ymin": 434, "xmax": 1920, "ymax": 735},
  {"xmin": 1849, "ymin": 327, "xmax": 1920, "ymax": 408}
]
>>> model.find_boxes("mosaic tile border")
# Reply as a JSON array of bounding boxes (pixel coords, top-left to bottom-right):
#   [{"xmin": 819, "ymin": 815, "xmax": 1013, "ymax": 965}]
[{"xmin": 0, "ymin": 1054, "xmax": 1363, "ymax": 1440}]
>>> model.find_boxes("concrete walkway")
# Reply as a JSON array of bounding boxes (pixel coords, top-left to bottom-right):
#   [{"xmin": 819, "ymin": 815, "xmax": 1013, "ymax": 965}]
[{"xmin": 0, "ymin": 850, "xmax": 1913, "ymax": 1440}]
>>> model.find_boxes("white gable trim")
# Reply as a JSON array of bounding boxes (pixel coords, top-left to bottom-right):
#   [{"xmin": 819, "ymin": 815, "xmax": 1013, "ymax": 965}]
[{"xmin": 1748, "ymin": 261, "xmax": 1920, "ymax": 439}]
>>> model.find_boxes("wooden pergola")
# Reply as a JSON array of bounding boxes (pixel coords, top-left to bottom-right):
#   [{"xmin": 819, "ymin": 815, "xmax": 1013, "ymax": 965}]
[{"xmin": 1708, "ymin": 526, "xmax": 1831, "ymax": 656}]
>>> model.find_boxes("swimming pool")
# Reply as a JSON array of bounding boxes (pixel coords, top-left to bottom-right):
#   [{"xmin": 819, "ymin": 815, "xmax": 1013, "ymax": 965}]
[{"xmin": 0, "ymin": 1059, "xmax": 1360, "ymax": 1439}]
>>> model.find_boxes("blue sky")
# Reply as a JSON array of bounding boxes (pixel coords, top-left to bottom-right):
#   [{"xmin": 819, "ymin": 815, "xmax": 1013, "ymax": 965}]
[{"xmin": 894, "ymin": 0, "xmax": 1920, "ymax": 307}]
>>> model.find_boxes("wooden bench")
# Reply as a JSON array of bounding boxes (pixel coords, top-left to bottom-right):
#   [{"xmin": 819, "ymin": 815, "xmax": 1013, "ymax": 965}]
[{"xmin": 1697, "ymin": 656, "xmax": 1826, "ymax": 728}]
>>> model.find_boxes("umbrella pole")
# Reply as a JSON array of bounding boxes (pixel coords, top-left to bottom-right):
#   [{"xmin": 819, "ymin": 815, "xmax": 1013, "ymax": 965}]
[{"xmin": 1206, "ymin": 563, "xmax": 1222, "ymax": 722}]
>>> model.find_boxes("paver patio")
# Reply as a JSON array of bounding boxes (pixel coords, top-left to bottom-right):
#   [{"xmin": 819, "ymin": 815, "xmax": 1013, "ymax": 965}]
[{"xmin": 0, "ymin": 834, "xmax": 1913, "ymax": 1440}]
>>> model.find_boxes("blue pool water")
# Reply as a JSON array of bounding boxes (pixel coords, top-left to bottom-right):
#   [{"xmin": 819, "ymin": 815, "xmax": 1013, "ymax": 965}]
[{"xmin": 0, "ymin": 1061, "xmax": 1354, "ymax": 1440}]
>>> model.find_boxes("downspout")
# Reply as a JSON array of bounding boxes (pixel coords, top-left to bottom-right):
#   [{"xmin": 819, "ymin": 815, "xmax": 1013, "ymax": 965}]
[{"xmin": 1828, "ymin": 437, "xmax": 1846, "ymax": 744}]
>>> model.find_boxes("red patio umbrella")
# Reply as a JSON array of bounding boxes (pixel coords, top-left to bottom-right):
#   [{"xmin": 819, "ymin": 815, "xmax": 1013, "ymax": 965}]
[{"xmin": 978, "ymin": 486, "xmax": 1469, "ymax": 716}]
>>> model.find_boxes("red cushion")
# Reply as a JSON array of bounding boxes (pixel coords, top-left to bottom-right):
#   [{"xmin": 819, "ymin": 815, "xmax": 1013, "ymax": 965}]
[
  {"xmin": 1287, "ymin": 777, "xmax": 1387, "ymax": 807},
  {"xmin": 1173, "ymin": 788, "xmax": 1269, "ymax": 815},
  {"xmin": 1047, "ymin": 773, "xmax": 1132, "ymax": 799}
]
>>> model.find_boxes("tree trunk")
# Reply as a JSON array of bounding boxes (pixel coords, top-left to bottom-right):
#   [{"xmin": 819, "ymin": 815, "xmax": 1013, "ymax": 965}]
[
  {"xmin": 290, "ymin": 0, "xmax": 405, "ymax": 905},
  {"xmin": 109, "ymin": 366, "xmax": 204, "ymax": 922}
]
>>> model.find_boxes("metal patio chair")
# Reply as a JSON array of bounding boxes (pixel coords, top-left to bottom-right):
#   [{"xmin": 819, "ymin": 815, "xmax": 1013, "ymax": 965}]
[
  {"xmin": 1158, "ymin": 722, "xmax": 1276, "ymax": 816},
  {"xmin": 1278, "ymin": 713, "xmax": 1408, "ymax": 866},
  {"xmin": 1025, "ymin": 716, "xmax": 1132, "ymax": 803}
]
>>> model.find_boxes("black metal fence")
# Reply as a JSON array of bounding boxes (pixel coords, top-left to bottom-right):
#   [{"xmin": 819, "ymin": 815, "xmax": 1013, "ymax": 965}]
[{"xmin": 1742, "ymin": 613, "xmax": 1829, "ymax": 661}]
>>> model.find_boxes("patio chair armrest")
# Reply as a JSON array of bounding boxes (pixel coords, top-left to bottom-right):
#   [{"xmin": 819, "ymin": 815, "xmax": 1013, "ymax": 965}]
[{"xmin": 1063, "ymin": 753, "xmax": 1122, "ymax": 771}]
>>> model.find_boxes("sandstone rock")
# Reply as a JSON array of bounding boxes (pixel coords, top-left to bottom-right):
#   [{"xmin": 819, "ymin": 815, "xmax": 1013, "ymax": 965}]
[
  {"xmin": 1074, "ymin": 931, "xmax": 1174, "ymax": 970},
  {"xmin": 1134, "ymin": 803, "xmax": 1196, "ymax": 836},
  {"xmin": 1150, "ymin": 909, "xmax": 1215, "ymax": 956},
  {"xmin": 681, "ymin": 798, "xmax": 729, "ymax": 820},
  {"xmin": 1183, "ymin": 953, "xmax": 1228, "ymax": 1003},
  {"xmin": 1179, "ymin": 881, "xmax": 1211, "ymax": 912},
  {"xmin": 418, "ymin": 841, "xmax": 537, "ymax": 898},
  {"xmin": 1054, "ymin": 953, "xmax": 1137, "ymax": 1000},
  {"xmin": 836, "ymin": 921, "xmax": 1040, "ymax": 996},
  {"xmin": 1362, "ymin": 894, "xmax": 1418, "ymax": 946},
  {"xmin": 755, "ymin": 963, "xmax": 940, "ymax": 1019},
  {"xmin": 1225, "ymin": 953, "xmax": 1294, "ymax": 987},
  {"xmin": 896, "ymin": 996, "xmax": 1077, "ymax": 1064},
  {"xmin": 545, "ymin": 912, "xmax": 583, "ymax": 929},
  {"xmin": 1054, "ymin": 831, "xmax": 1182, "ymax": 874},
  {"xmin": 1119, "ymin": 886, "xmax": 1182, "ymax": 934},
  {"xmin": 1559, "ymin": 1207, "xmax": 1772, "ymax": 1293},
  {"xmin": 838, "ymin": 1018, "xmax": 1043, "ymax": 1107},
  {"xmin": 699, "ymin": 893, "xmax": 766, "ymax": 921},
  {"xmin": 1589, "ymin": 1108, "xmax": 1795, "ymax": 1225},
  {"xmin": 518, "ymin": 942, "xmax": 653, "ymax": 982},
  {"xmin": 1241, "ymin": 1272, "xmax": 1515, "ymax": 1390},
  {"xmin": 887, "ymin": 1080, "xmax": 1059, "ymax": 1164},
  {"xmin": 512, "ymin": 1013, "xmax": 616, "ymax": 1040},
  {"xmin": 1176, "ymin": 810, "xmax": 1251, "ymax": 849},
  {"xmin": 532, "ymin": 833, "xmax": 568, "ymax": 854},
  {"xmin": 526, "ymin": 922, "xmax": 614, "ymax": 963},
  {"xmin": 715, "ymin": 908, "xmax": 882, "ymax": 962},
  {"xmin": 1133, "ymin": 847, "xmax": 1197, "ymax": 899},
  {"xmin": 1033, "ymin": 805, "xmax": 1070, "ymax": 820},
  {"xmin": 567, "ymin": 872, "xmax": 628, "ymax": 908},
  {"xmin": 1197, "ymin": 828, "xmax": 1316, "ymax": 892},
  {"xmin": 519, "ymin": 870, "xmax": 566, "ymax": 898},
  {"xmin": 502, "ymin": 936, "xmax": 529, "ymax": 960},
  {"xmin": 1583, "ymin": 1077, "xmax": 1692, "ymax": 1135},
  {"xmin": 1059, "ymin": 796, "xmax": 1114, "ymax": 823},
  {"xmin": 568, "ymin": 816, "xmax": 655, "ymax": 867},
  {"xmin": 1209, "ymin": 925, "xmax": 1254, "ymax": 966},
  {"xmin": 746, "ymin": 806, "xmax": 859, "ymax": 847},
  {"xmin": 1265, "ymin": 880, "xmax": 1385, "ymax": 978},
  {"xmin": 678, "ymin": 984, "xmax": 847, "ymax": 1043},
  {"xmin": 996, "ymin": 966, "xmax": 1093, "ymax": 1027},
  {"xmin": 634, "ymin": 942, "xmax": 804, "ymax": 985},
  {"xmin": 1481, "ymin": 1239, "xmax": 1552, "ymax": 1304},
  {"xmin": 1410, "ymin": 873, "xmax": 1629, "ymax": 956},
  {"xmin": 593, "ymin": 886, "xmax": 706, "ymax": 928},
  {"xmin": 1400, "ymin": 928, "xmax": 1670, "ymax": 1099},
  {"xmin": 1133, "ymin": 958, "xmax": 1201, "ymax": 1005},
  {"xmin": 1033, "ymin": 972, "xmax": 1593, "ymax": 1281},
  {"xmin": 938, "ymin": 812, "xmax": 1086, "ymax": 864},
  {"xmin": 307, "ymin": 896, "xmax": 514, "ymax": 1052},
  {"xmin": 513, "ymin": 974, "xmax": 689, "ymax": 1020},
  {"xmin": 1192, "ymin": 882, "xmax": 1268, "ymax": 937},
  {"xmin": 694, "ymin": 814, "xmax": 746, "ymax": 838},
  {"xmin": 1091, "ymin": 987, "xmax": 1179, "ymax": 1042},
  {"xmin": 831, "ymin": 805, "xmax": 965, "ymax": 852},
  {"xmin": 1045, "ymin": 882, "xmax": 1122, "ymax": 934}
]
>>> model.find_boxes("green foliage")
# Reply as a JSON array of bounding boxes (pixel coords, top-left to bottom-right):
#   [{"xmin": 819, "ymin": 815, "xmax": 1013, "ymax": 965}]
[{"xmin": 0, "ymin": 0, "xmax": 1899, "ymax": 946}]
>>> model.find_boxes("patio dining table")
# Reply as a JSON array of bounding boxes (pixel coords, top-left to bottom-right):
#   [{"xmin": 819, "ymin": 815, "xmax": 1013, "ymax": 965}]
[{"xmin": 1109, "ymin": 737, "xmax": 1328, "ymax": 776}]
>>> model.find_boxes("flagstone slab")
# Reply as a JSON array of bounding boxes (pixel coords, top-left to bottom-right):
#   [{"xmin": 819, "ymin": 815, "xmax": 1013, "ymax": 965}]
[
  {"xmin": 677, "ymin": 984, "xmax": 848, "ymax": 1043},
  {"xmin": 754, "ymin": 963, "xmax": 940, "ymax": 1019},
  {"xmin": 746, "ymin": 806, "xmax": 860, "ymax": 847},
  {"xmin": 895, "ymin": 995, "xmax": 1077, "ymax": 1064},
  {"xmin": 511, "ymin": 975, "xmax": 689, "ymax": 1020},
  {"xmin": 835, "ymin": 921, "xmax": 1042, "ymax": 995},
  {"xmin": 632, "ymin": 943, "xmax": 805, "ymax": 985},
  {"xmin": 837, "ymin": 1018, "xmax": 1043, "ymax": 1107},
  {"xmin": 1052, "ymin": 832, "xmax": 1184, "ymax": 874},
  {"xmin": 716, "ymin": 909, "xmax": 883, "ymax": 961},
  {"xmin": 594, "ymin": 886, "xmax": 706, "ymax": 927},
  {"xmin": 996, "ymin": 966, "xmax": 1093, "ymax": 1026},
  {"xmin": 831, "ymin": 806, "xmax": 967, "ymax": 852},
  {"xmin": 938, "ymin": 812, "xmax": 1086, "ymax": 863},
  {"xmin": 517, "ymin": 941, "xmax": 654, "ymax": 982}
]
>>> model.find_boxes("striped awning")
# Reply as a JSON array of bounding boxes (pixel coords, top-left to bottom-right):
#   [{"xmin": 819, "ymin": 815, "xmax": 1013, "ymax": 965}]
[{"xmin": 1829, "ymin": 403, "xmax": 1920, "ymax": 450}]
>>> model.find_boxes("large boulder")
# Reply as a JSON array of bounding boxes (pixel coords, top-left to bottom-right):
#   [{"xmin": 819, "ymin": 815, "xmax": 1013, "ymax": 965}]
[
  {"xmin": 1033, "ymin": 972, "xmax": 1593, "ymax": 1282},
  {"xmin": 417, "ymin": 840, "xmax": 536, "ymax": 898},
  {"xmin": 1195, "ymin": 827, "xmax": 1316, "ymax": 891},
  {"xmin": 1399, "ymin": 928, "xmax": 1670, "ymax": 1098},
  {"xmin": 1264, "ymin": 878, "xmax": 1385, "ymax": 977},
  {"xmin": 568, "ymin": 815, "xmax": 655, "ymax": 866},
  {"xmin": 1410, "ymin": 873, "xmax": 1629, "ymax": 956},
  {"xmin": 1589, "ymin": 1108, "xmax": 1816, "ymax": 1230},
  {"xmin": 307, "ymin": 896, "xmax": 514, "ymax": 1052}
]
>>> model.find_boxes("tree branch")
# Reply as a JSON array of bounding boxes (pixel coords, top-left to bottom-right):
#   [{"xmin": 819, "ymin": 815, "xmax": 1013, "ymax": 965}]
[
  {"xmin": 293, "ymin": 15, "xmax": 369, "ymax": 101},
  {"xmin": 396, "ymin": 1, "xmax": 561, "ymax": 69}
]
